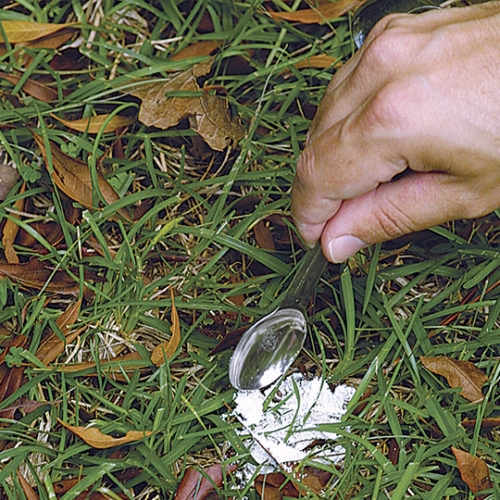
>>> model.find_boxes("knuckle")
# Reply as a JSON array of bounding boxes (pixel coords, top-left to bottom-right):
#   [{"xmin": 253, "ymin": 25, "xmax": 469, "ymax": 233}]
[
  {"xmin": 295, "ymin": 147, "xmax": 317, "ymax": 188},
  {"xmin": 373, "ymin": 194, "xmax": 415, "ymax": 240}
]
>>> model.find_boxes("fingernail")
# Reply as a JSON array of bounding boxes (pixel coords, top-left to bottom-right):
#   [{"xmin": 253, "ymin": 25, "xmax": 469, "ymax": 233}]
[{"xmin": 327, "ymin": 235, "xmax": 366, "ymax": 263}]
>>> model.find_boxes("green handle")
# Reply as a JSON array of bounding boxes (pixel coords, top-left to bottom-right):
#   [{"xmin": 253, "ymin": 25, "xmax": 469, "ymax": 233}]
[{"xmin": 280, "ymin": 244, "xmax": 328, "ymax": 311}]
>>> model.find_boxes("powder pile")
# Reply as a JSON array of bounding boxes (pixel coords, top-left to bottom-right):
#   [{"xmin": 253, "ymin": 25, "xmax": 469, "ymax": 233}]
[{"xmin": 232, "ymin": 374, "xmax": 355, "ymax": 465}]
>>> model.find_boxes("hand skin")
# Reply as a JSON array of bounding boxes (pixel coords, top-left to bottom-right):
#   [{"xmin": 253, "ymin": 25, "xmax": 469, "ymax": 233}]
[{"xmin": 291, "ymin": 2, "xmax": 500, "ymax": 262}]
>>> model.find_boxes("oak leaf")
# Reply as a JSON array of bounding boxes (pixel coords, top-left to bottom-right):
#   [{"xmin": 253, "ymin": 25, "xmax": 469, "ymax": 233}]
[
  {"xmin": 152, "ymin": 285, "xmax": 181, "ymax": 366},
  {"xmin": 32, "ymin": 134, "xmax": 129, "ymax": 219},
  {"xmin": 36, "ymin": 299, "xmax": 82, "ymax": 365},
  {"xmin": 131, "ymin": 60, "xmax": 244, "ymax": 151},
  {"xmin": 58, "ymin": 419, "xmax": 152, "ymax": 449},
  {"xmin": 52, "ymin": 113, "xmax": 134, "ymax": 134},
  {"xmin": 452, "ymin": 447, "xmax": 492, "ymax": 496},
  {"xmin": 268, "ymin": 0, "xmax": 363, "ymax": 24},
  {"xmin": 0, "ymin": 398, "xmax": 48, "ymax": 419},
  {"xmin": 2, "ymin": 182, "xmax": 25, "ymax": 263},
  {"xmin": 420, "ymin": 356, "xmax": 487, "ymax": 402},
  {"xmin": 0, "ymin": 259, "xmax": 83, "ymax": 296},
  {"xmin": 0, "ymin": 20, "xmax": 76, "ymax": 43},
  {"xmin": 170, "ymin": 40, "xmax": 221, "ymax": 61},
  {"xmin": 0, "ymin": 72, "xmax": 58, "ymax": 102},
  {"xmin": 174, "ymin": 464, "xmax": 238, "ymax": 500}
]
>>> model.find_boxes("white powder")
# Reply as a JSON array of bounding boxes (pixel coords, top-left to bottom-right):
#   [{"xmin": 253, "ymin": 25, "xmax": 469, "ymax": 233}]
[{"xmin": 232, "ymin": 374, "xmax": 355, "ymax": 466}]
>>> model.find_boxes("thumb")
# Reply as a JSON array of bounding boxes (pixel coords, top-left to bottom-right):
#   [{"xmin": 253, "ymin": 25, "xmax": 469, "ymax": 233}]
[{"xmin": 320, "ymin": 171, "xmax": 467, "ymax": 262}]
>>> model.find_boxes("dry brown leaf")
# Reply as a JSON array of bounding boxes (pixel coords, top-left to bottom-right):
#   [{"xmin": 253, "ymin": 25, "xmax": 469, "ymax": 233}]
[
  {"xmin": 20, "ymin": 27, "xmax": 76, "ymax": 49},
  {"xmin": 0, "ymin": 259, "xmax": 82, "ymax": 297},
  {"xmin": 174, "ymin": 464, "xmax": 238, "ymax": 500},
  {"xmin": 36, "ymin": 299, "xmax": 82, "ymax": 365},
  {"xmin": 170, "ymin": 40, "xmax": 221, "ymax": 61},
  {"xmin": 462, "ymin": 416, "xmax": 500, "ymax": 429},
  {"xmin": 152, "ymin": 285, "xmax": 181, "ymax": 366},
  {"xmin": 132, "ymin": 60, "xmax": 244, "ymax": 151},
  {"xmin": 0, "ymin": 72, "xmax": 58, "ymax": 102},
  {"xmin": 292, "ymin": 54, "xmax": 339, "ymax": 70},
  {"xmin": 32, "ymin": 134, "xmax": 129, "ymax": 219},
  {"xmin": 58, "ymin": 419, "xmax": 152, "ymax": 449},
  {"xmin": 0, "ymin": 20, "xmax": 76, "ymax": 43},
  {"xmin": 51, "ymin": 113, "xmax": 134, "ymax": 134},
  {"xmin": 16, "ymin": 469, "xmax": 40, "ymax": 500},
  {"xmin": 2, "ymin": 182, "xmax": 25, "ymax": 264},
  {"xmin": 452, "ymin": 447, "xmax": 492, "ymax": 496},
  {"xmin": 0, "ymin": 164, "xmax": 19, "ymax": 201},
  {"xmin": 268, "ymin": 0, "xmax": 363, "ymax": 24},
  {"xmin": 0, "ymin": 398, "xmax": 48, "ymax": 419},
  {"xmin": 254, "ymin": 220, "xmax": 276, "ymax": 251},
  {"xmin": 420, "ymin": 356, "xmax": 487, "ymax": 403}
]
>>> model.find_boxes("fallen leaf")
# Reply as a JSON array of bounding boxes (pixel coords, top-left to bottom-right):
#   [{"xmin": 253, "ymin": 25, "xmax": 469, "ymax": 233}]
[
  {"xmin": 151, "ymin": 285, "xmax": 181, "ymax": 366},
  {"xmin": 268, "ymin": 0, "xmax": 363, "ymax": 24},
  {"xmin": 20, "ymin": 27, "xmax": 76, "ymax": 49},
  {"xmin": 131, "ymin": 60, "xmax": 245, "ymax": 151},
  {"xmin": 16, "ymin": 469, "xmax": 39, "ymax": 500},
  {"xmin": 0, "ymin": 259, "xmax": 82, "ymax": 297},
  {"xmin": 0, "ymin": 20, "xmax": 76, "ymax": 43},
  {"xmin": 0, "ymin": 164, "xmax": 19, "ymax": 201},
  {"xmin": 0, "ymin": 398, "xmax": 48, "ymax": 419},
  {"xmin": 57, "ymin": 419, "xmax": 152, "ymax": 449},
  {"xmin": 51, "ymin": 113, "xmax": 134, "ymax": 134},
  {"xmin": 462, "ymin": 417, "xmax": 500, "ymax": 430},
  {"xmin": 0, "ymin": 366, "xmax": 24, "ymax": 403},
  {"xmin": 0, "ymin": 72, "xmax": 58, "ymax": 102},
  {"xmin": 0, "ymin": 335, "xmax": 28, "ymax": 365},
  {"xmin": 174, "ymin": 464, "xmax": 238, "ymax": 500},
  {"xmin": 292, "ymin": 54, "xmax": 339, "ymax": 70},
  {"xmin": 2, "ymin": 182, "xmax": 25, "ymax": 263},
  {"xmin": 254, "ymin": 220, "xmax": 276, "ymax": 251},
  {"xmin": 255, "ymin": 473, "xmax": 297, "ymax": 499},
  {"xmin": 35, "ymin": 299, "xmax": 82, "ymax": 365},
  {"xmin": 420, "ymin": 356, "xmax": 487, "ymax": 403},
  {"xmin": 452, "ymin": 447, "xmax": 492, "ymax": 496},
  {"xmin": 32, "ymin": 134, "xmax": 129, "ymax": 219},
  {"xmin": 170, "ymin": 40, "xmax": 221, "ymax": 61}
]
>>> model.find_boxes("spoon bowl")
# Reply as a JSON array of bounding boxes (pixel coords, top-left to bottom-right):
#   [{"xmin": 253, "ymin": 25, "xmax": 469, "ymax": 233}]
[{"xmin": 229, "ymin": 308, "xmax": 307, "ymax": 390}]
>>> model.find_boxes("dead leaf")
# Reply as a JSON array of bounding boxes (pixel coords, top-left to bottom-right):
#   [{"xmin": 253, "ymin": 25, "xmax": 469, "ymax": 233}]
[
  {"xmin": 268, "ymin": 0, "xmax": 363, "ymax": 24},
  {"xmin": 57, "ymin": 419, "xmax": 152, "ymax": 449},
  {"xmin": 151, "ymin": 285, "xmax": 181, "ymax": 366},
  {"xmin": 20, "ymin": 27, "xmax": 76, "ymax": 49},
  {"xmin": 0, "ymin": 20, "xmax": 76, "ymax": 43},
  {"xmin": 32, "ymin": 134, "xmax": 129, "ymax": 219},
  {"xmin": 2, "ymin": 182, "xmax": 25, "ymax": 264},
  {"xmin": 254, "ymin": 220, "xmax": 276, "ymax": 251},
  {"xmin": 0, "ymin": 398, "xmax": 48, "ymax": 419},
  {"xmin": 16, "ymin": 469, "xmax": 39, "ymax": 500},
  {"xmin": 452, "ymin": 447, "xmax": 492, "ymax": 496},
  {"xmin": 462, "ymin": 417, "xmax": 500, "ymax": 430},
  {"xmin": 51, "ymin": 113, "xmax": 134, "ymax": 134},
  {"xmin": 0, "ymin": 366, "xmax": 24, "ymax": 403},
  {"xmin": 174, "ymin": 464, "xmax": 238, "ymax": 500},
  {"xmin": 420, "ymin": 356, "xmax": 487, "ymax": 403},
  {"xmin": 0, "ymin": 259, "xmax": 83, "ymax": 297},
  {"xmin": 170, "ymin": 40, "xmax": 221, "ymax": 61},
  {"xmin": 36, "ymin": 299, "xmax": 82, "ymax": 365},
  {"xmin": 0, "ymin": 335, "xmax": 28, "ymax": 365},
  {"xmin": 255, "ymin": 473, "xmax": 297, "ymax": 499},
  {"xmin": 0, "ymin": 164, "xmax": 19, "ymax": 201},
  {"xmin": 131, "ymin": 60, "xmax": 245, "ymax": 151},
  {"xmin": 0, "ymin": 72, "xmax": 59, "ymax": 102},
  {"xmin": 292, "ymin": 54, "xmax": 339, "ymax": 70}
]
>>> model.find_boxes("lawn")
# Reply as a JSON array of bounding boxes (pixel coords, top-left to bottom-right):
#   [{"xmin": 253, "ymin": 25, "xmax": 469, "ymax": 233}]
[{"xmin": 0, "ymin": 0, "xmax": 498, "ymax": 498}]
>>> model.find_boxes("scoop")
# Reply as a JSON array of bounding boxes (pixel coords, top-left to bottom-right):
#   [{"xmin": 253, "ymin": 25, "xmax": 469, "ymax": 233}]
[{"xmin": 229, "ymin": 244, "xmax": 327, "ymax": 390}]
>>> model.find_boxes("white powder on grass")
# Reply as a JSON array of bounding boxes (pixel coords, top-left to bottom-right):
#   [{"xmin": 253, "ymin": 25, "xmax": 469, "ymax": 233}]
[{"xmin": 232, "ymin": 374, "xmax": 355, "ymax": 466}]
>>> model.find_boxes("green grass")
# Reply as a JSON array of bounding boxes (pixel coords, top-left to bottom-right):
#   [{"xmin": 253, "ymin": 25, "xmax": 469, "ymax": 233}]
[{"xmin": 0, "ymin": 0, "xmax": 499, "ymax": 498}]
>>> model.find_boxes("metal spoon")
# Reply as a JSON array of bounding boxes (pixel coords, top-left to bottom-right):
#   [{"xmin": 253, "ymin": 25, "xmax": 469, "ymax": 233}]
[{"xmin": 229, "ymin": 244, "xmax": 327, "ymax": 390}]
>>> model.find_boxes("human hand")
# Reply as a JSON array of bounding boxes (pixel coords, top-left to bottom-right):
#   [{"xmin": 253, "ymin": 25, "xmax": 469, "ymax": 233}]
[{"xmin": 291, "ymin": 2, "xmax": 500, "ymax": 262}]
